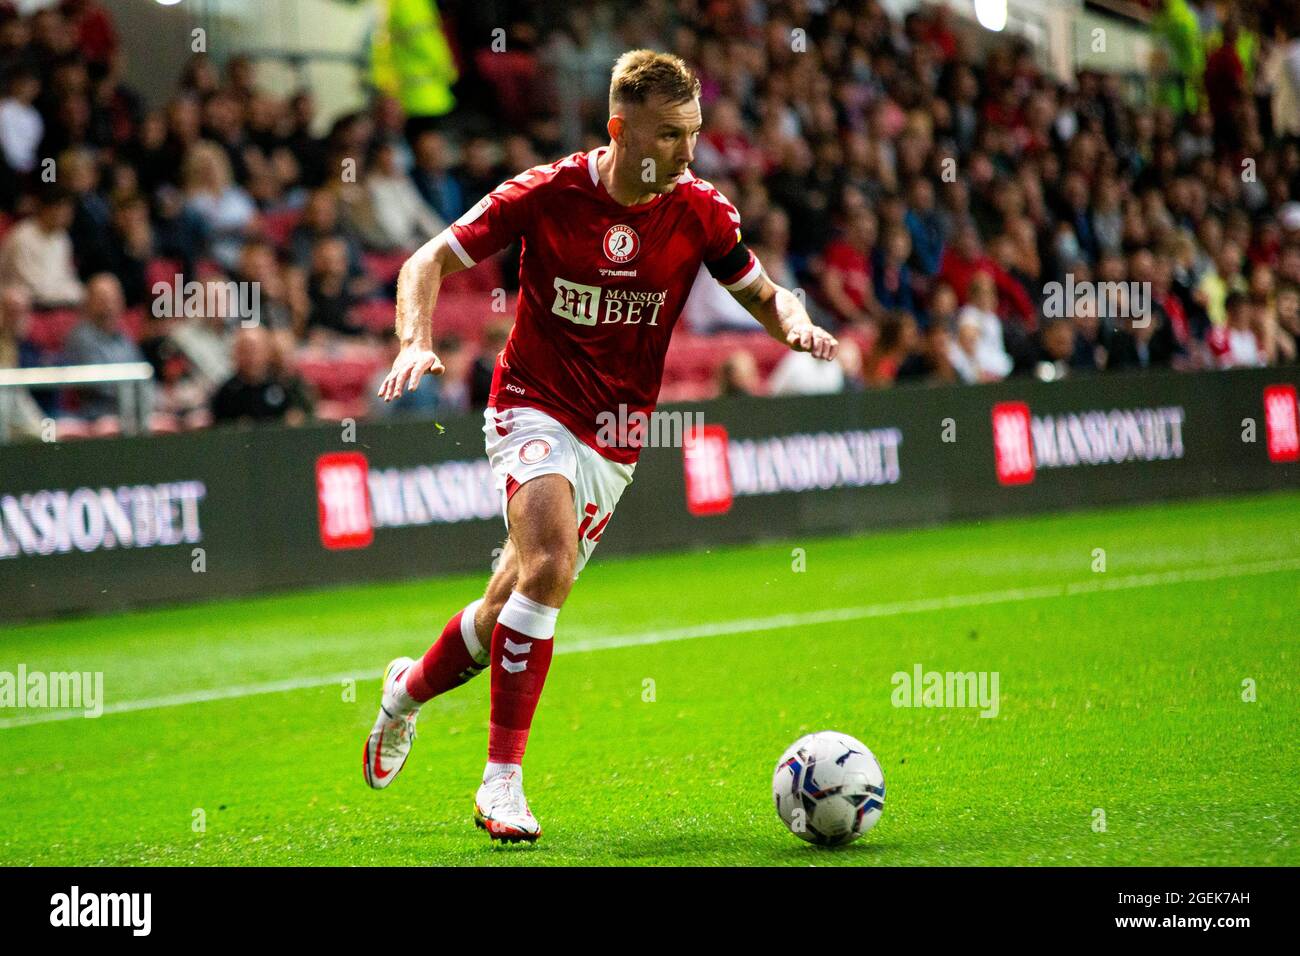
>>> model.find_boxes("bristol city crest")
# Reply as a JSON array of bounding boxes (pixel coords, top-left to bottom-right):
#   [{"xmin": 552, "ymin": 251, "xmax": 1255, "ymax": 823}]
[
  {"xmin": 519, "ymin": 439, "xmax": 551, "ymax": 464},
  {"xmin": 603, "ymin": 224, "xmax": 640, "ymax": 263}
]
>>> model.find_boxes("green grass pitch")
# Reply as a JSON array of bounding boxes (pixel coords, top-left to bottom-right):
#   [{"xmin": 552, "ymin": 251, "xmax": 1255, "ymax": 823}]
[{"xmin": 1, "ymin": 490, "xmax": 1296, "ymax": 866}]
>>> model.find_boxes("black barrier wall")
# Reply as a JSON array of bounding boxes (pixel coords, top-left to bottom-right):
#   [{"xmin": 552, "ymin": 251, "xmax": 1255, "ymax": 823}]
[{"xmin": 1, "ymin": 367, "xmax": 1297, "ymax": 623}]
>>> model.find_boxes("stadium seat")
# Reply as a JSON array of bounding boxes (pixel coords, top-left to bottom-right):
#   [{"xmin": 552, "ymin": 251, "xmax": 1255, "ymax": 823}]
[
  {"xmin": 353, "ymin": 291, "xmax": 507, "ymax": 343},
  {"xmin": 658, "ymin": 380, "xmax": 718, "ymax": 404},
  {"xmin": 441, "ymin": 254, "xmax": 504, "ymax": 293},
  {"xmin": 89, "ymin": 416, "xmax": 122, "ymax": 437},
  {"xmin": 363, "ymin": 250, "xmax": 410, "ymax": 285},
  {"xmin": 296, "ymin": 347, "xmax": 386, "ymax": 402},
  {"xmin": 27, "ymin": 308, "xmax": 146, "ymax": 355},
  {"xmin": 665, "ymin": 330, "xmax": 786, "ymax": 378},
  {"xmin": 315, "ymin": 397, "xmax": 372, "ymax": 421},
  {"xmin": 26, "ymin": 309, "xmax": 81, "ymax": 354},
  {"xmin": 149, "ymin": 413, "xmax": 182, "ymax": 434},
  {"xmin": 51, "ymin": 417, "xmax": 92, "ymax": 440},
  {"xmin": 351, "ymin": 298, "xmax": 397, "ymax": 333},
  {"xmin": 428, "ymin": 291, "xmax": 507, "ymax": 341}
]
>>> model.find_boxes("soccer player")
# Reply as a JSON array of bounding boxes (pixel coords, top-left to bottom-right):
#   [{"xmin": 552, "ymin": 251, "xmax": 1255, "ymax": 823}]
[{"xmin": 363, "ymin": 50, "xmax": 838, "ymax": 842}]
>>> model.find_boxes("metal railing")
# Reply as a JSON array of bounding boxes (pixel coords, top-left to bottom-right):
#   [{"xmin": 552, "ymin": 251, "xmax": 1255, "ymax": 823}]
[{"xmin": 0, "ymin": 363, "xmax": 155, "ymax": 443}]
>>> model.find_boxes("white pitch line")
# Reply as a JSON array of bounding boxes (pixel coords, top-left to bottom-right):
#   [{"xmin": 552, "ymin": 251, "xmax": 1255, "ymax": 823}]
[{"xmin": 2, "ymin": 555, "xmax": 1297, "ymax": 731}]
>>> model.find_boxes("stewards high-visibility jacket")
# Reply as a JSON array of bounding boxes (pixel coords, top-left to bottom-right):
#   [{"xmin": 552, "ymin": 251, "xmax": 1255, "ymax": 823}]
[{"xmin": 371, "ymin": 0, "xmax": 458, "ymax": 118}]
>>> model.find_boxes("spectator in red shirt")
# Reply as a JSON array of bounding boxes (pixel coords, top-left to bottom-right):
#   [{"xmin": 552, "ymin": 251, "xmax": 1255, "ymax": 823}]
[
  {"xmin": 1151, "ymin": 254, "xmax": 1192, "ymax": 353},
  {"xmin": 920, "ymin": 6, "xmax": 958, "ymax": 63},
  {"xmin": 694, "ymin": 97, "xmax": 758, "ymax": 181},
  {"xmin": 820, "ymin": 207, "xmax": 879, "ymax": 328},
  {"xmin": 1204, "ymin": 18, "xmax": 1246, "ymax": 154},
  {"xmin": 61, "ymin": 0, "xmax": 116, "ymax": 71},
  {"xmin": 982, "ymin": 86, "xmax": 1025, "ymax": 134},
  {"xmin": 937, "ymin": 222, "xmax": 1035, "ymax": 329},
  {"xmin": 863, "ymin": 310, "xmax": 921, "ymax": 387}
]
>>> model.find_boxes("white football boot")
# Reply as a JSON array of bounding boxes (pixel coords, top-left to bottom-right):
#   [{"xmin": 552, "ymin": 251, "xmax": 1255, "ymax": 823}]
[
  {"xmin": 473, "ymin": 770, "xmax": 542, "ymax": 843},
  {"xmin": 362, "ymin": 657, "xmax": 419, "ymax": 789}
]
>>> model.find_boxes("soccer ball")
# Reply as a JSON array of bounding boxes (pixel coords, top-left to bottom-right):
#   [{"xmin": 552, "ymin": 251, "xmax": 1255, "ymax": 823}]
[{"xmin": 773, "ymin": 731, "xmax": 885, "ymax": 846}]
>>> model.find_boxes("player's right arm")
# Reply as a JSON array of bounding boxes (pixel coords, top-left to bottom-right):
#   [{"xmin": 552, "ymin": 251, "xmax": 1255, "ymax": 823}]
[{"xmin": 378, "ymin": 229, "xmax": 467, "ymax": 401}]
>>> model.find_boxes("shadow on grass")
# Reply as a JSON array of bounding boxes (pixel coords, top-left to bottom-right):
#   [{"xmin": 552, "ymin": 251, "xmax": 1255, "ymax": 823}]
[{"xmin": 464, "ymin": 830, "xmax": 899, "ymax": 865}]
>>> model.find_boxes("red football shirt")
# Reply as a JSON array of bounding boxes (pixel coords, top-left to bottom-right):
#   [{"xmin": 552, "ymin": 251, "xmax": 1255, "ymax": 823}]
[
  {"xmin": 821, "ymin": 239, "xmax": 872, "ymax": 313},
  {"xmin": 447, "ymin": 147, "xmax": 760, "ymax": 464}
]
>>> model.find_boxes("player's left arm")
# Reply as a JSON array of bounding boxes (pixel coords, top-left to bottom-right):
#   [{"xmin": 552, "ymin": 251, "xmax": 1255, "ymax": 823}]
[
  {"xmin": 728, "ymin": 264, "xmax": 839, "ymax": 361},
  {"xmin": 700, "ymin": 184, "xmax": 836, "ymax": 359}
]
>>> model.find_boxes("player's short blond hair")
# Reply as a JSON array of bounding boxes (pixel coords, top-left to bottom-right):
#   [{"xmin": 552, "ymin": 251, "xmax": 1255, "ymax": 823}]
[{"xmin": 608, "ymin": 50, "xmax": 701, "ymax": 115}]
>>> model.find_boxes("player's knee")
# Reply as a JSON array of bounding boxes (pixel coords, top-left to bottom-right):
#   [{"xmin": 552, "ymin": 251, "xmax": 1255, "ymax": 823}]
[{"xmin": 517, "ymin": 545, "xmax": 576, "ymax": 601}]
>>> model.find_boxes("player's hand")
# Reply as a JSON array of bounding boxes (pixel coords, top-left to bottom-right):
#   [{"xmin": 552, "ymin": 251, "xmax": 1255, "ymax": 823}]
[
  {"xmin": 378, "ymin": 345, "xmax": 444, "ymax": 401},
  {"xmin": 787, "ymin": 323, "xmax": 838, "ymax": 361}
]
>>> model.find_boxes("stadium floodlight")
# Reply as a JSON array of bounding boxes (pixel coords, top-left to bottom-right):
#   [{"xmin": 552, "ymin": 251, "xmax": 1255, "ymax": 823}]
[{"xmin": 974, "ymin": 0, "xmax": 1008, "ymax": 32}]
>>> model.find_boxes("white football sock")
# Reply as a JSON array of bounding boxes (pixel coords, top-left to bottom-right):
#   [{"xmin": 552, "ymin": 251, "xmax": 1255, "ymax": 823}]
[
  {"xmin": 386, "ymin": 663, "xmax": 419, "ymax": 715},
  {"xmin": 483, "ymin": 761, "xmax": 522, "ymax": 783}
]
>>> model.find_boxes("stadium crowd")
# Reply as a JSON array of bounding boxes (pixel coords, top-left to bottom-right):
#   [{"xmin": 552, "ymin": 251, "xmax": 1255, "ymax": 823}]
[{"xmin": 1, "ymin": 0, "xmax": 1299, "ymax": 438}]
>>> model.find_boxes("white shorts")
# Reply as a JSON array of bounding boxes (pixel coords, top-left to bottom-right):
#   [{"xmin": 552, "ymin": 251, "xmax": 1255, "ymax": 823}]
[{"xmin": 483, "ymin": 406, "xmax": 635, "ymax": 576}]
